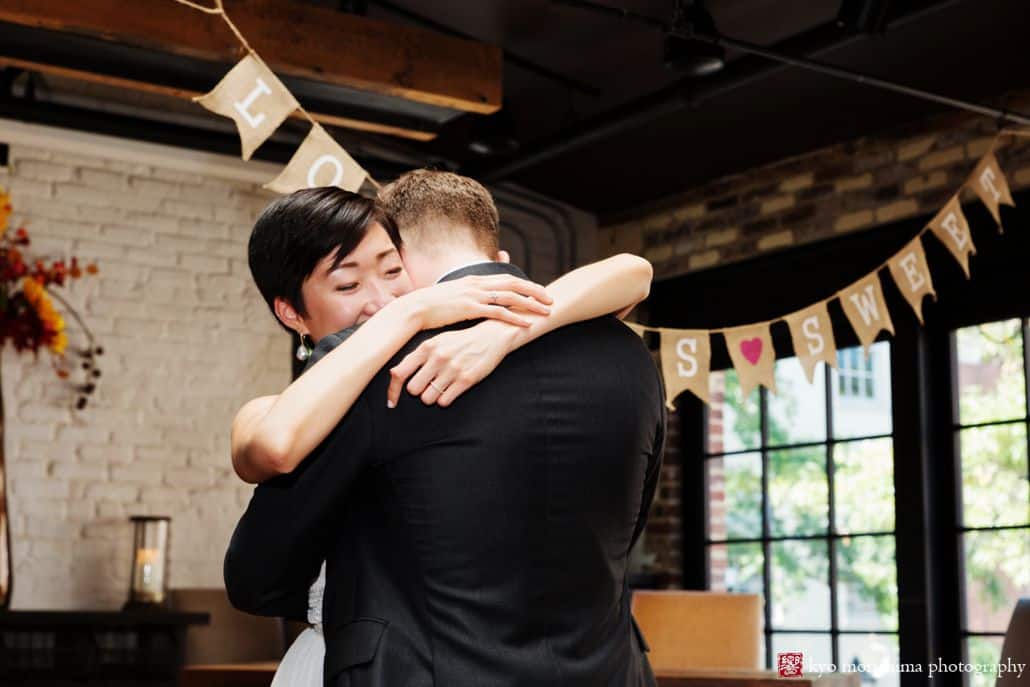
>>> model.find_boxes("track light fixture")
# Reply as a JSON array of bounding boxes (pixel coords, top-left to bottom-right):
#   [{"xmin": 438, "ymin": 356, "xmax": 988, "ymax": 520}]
[
  {"xmin": 553, "ymin": 0, "xmax": 1030, "ymax": 128},
  {"xmin": 664, "ymin": 1, "xmax": 725, "ymax": 76}
]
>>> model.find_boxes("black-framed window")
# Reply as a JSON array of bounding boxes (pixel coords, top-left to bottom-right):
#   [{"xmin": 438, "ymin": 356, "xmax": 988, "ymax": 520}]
[
  {"xmin": 951, "ymin": 318, "xmax": 1030, "ymax": 687},
  {"xmin": 654, "ymin": 186, "xmax": 1030, "ymax": 687},
  {"xmin": 838, "ymin": 347, "xmax": 876, "ymax": 399},
  {"xmin": 706, "ymin": 343, "xmax": 899, "ymax": 681}
]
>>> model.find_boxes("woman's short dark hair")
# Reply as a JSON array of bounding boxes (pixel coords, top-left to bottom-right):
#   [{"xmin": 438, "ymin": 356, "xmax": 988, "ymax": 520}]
[{"xmin": 248, "ymin": 187, "xmax": 401, "ymax": 325}]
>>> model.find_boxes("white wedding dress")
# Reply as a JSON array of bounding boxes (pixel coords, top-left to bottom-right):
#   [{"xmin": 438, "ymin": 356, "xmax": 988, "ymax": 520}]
[{"xmin": 270, "ymin": 562, "xmax": 328, "ymax": 687}]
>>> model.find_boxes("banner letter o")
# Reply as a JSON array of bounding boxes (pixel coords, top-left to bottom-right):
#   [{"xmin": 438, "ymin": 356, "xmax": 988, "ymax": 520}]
[{"xmin": 307, "ymin": 155, "xmax": 345, "ymax": 188}]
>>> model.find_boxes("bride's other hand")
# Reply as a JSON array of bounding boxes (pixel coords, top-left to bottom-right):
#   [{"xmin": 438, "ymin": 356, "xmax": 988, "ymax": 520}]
[
  {"xmin": 386, "ymin": 320, "xmax": 516, "ymax": 408},
  {"xmin": 404, "ymin": 274, "xmax": 553, "ymax": 330}
]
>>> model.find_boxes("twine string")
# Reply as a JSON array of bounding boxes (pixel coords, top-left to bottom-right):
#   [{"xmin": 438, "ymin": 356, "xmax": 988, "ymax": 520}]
[{"xmin": 174, "ymin": 0, "xmax": 374, "ymax": 182}]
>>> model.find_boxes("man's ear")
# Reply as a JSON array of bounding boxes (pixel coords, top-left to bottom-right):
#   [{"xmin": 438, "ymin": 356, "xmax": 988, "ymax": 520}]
[
  {"xmin": 273, "ymin": 297, "xmax": 305, "ymax": 336},
  {"xmin": 496, "ymin": 249, "xmax": 511, "ymax": 264}
]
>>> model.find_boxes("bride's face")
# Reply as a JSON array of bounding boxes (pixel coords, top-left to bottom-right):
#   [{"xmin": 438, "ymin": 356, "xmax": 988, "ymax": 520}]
[{"xmin": 297, "ymin": 222, "xmax": 414, "ymax": 342}]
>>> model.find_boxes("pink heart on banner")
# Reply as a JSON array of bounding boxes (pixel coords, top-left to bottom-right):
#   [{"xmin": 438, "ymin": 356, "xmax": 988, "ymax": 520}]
[{"xmin": 740, "ymin": 338, "xmax": 763, "ymax": 365}]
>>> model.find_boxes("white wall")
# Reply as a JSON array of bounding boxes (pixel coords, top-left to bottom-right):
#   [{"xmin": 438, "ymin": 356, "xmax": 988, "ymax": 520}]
[{"xmin": 0, "ymin": 119, "xmax": 290, "ymax": 609}]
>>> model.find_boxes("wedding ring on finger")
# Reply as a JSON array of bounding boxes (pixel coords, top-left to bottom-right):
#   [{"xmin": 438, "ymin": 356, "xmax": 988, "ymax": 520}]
[
  {"xmin": 429, "ymin": 381, "xmax": 445, "ymax": 394},
  {"xmin": 489, "ymin": 291, "xmax": 498, "ymax": 305}
]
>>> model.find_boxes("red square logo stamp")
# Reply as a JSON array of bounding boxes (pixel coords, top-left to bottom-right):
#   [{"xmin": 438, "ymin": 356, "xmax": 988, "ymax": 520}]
[{"xmin": 776, "ymin": 651, "xmax": 804, "ymax": 678}]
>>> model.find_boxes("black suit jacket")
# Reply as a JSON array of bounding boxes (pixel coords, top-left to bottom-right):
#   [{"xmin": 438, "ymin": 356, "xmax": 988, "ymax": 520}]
[{"xmin": 225, "ymin": 262, "xmax": 665, "ymax": 687}]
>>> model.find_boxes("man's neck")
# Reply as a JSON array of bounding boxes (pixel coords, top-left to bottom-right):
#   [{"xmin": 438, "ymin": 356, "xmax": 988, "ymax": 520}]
[{"xmin": 411, "ymin": 248, "xmax": 494, "ymax": 287}]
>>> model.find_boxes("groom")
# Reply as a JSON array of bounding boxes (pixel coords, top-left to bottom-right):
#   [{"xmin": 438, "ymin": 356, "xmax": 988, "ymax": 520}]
[{"xmin": 225, "ymin": 170, "xmax": 665, "ymax": 687}]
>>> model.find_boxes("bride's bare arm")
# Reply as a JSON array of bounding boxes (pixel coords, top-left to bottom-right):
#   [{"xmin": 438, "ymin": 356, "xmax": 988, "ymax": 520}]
[
  {"xmin": 231, "ymin": 275, "xmax": 551, "ymax": 484},
  {"xmin": 387, "ymin": 253, "xmax": 652, "ymax": 407}
]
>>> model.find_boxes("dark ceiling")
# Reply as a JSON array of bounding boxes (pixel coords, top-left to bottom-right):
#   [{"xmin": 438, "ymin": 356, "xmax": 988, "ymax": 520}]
[
  {"xmin": 6, "ymin": 0, "xmax": 1028, "ymax": 221},
  {"xmin": 341, "ymin": 0, "xmax": 1030, "ymax": 219}
]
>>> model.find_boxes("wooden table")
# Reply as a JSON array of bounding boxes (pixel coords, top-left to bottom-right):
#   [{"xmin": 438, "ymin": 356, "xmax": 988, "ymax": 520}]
[
  {"xmin": 655, "ymin": 667, "xmax": 862, "ymax": 687},
  {"xmin": 180, "ymin": 662, "xmax": 279, "ymax": 687},
  {"xmin": 180, "ymin": 663, "xmax": 863, "ymax": 687}
]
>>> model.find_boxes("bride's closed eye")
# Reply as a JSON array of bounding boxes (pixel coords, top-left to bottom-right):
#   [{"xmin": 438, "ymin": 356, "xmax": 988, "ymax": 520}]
[{"xmin": 336, "ymin": 283, "xmax": 359, "ymax": 293}]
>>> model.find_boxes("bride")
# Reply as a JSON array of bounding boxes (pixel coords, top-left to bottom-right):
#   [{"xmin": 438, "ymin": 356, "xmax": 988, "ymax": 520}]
[{"xmin": 230, "ymin": 181, "xmax": 652, "ymax": 686}]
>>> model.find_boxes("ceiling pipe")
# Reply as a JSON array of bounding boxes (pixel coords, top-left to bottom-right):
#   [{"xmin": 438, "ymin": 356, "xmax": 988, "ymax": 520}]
[
  {"xmin": 686, "ymin": 29, "xmax": 1030, "ymax": 127},
  {"xmin": 479, "ymin": 0, "xmax": 962, "ymax": 183}
]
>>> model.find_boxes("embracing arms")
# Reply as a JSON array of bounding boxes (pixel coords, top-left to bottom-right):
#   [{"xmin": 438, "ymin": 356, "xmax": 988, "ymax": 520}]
[
  {"xmin": 232, "ymin": 253, "xmax": 652, "ymax": 483},
  {"xmin": 386, "ymin": 253, "xmax": 652, "ymax": 406},
  {"xmin": 225, "ymin": 395, "xmax": 374, "ymax": 619},
  {"xmin": 231, "ymin": 275, "xmax": 551, "ymax": 483}
]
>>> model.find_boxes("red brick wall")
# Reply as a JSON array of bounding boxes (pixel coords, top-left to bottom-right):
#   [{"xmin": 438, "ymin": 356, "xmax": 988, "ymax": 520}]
[
  {"xmin": 599, "ymin": 92, "xmax": 1030, "ymax": 281},
  {"xmin": 646, "ymin": 411, "xmax": 683, "ymax": 588}
]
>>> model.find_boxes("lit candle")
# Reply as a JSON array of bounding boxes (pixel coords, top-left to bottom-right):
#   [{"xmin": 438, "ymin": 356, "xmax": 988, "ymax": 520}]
[
  {"xmin": 136, "ymin": 548, "xmax": 159, "ymax": 584},
  {"xmin": 132, "ymin": 547, "xmax": 165, "ymax": 602}
]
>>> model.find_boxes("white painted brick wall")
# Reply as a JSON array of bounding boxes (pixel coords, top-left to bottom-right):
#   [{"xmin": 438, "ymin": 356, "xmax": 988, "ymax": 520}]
[{"xmin": 0, "ymin": 136, "xmax": 289, "ymax": 610}]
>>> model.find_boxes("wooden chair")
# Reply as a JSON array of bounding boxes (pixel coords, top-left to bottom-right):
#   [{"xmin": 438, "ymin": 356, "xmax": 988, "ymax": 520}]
[
  {"xmin": 631, "ymin": 590, "xmax": 764, "ymax": 672},
  {"xmin": 169, "ymin": 588, "xmax": 287, "ymax": 665},
  {"xmin": 997, "ymin": 598, "xmax": 1030, "ymax": 687}
]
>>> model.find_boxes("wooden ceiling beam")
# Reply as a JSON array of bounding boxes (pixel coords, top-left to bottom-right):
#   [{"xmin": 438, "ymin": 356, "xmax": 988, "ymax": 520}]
[
  {"xmin": 0, "ymin": 0, "xmax": 502, "ymax": 115},
  {"xmin": 0, "ymin": 56, "xmax": 438, "ymax": 141}
]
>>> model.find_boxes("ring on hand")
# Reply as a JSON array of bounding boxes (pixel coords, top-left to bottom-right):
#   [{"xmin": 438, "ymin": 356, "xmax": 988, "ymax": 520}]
[
  {"xmin": 489, "ymin": 291, "xmax": 498, "ymax": 305},
  {"xmin": 429, "ymin": 381, "xmax": 444, "ymax": 394}
]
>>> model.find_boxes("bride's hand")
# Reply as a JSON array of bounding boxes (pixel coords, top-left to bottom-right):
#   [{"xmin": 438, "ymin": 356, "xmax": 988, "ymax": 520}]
[
  {"xmin": 404, "ymin": 275, "xmax": 553, "ymax": 330},
  {"xmin": 386, "ymin": 320, "xmax": 517, "ymax": 408}
]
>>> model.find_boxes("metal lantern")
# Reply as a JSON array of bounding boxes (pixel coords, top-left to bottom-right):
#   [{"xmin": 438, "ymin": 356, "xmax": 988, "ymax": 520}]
[{"xmin": 124, "ymin": 516, "xmax": 170, "ymax": 610}]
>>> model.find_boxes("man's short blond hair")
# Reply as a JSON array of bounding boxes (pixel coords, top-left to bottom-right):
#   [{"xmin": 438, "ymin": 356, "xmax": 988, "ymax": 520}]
[{"xmin": 379, "ymin": 169, "xmax": 499, "ymax": 256}]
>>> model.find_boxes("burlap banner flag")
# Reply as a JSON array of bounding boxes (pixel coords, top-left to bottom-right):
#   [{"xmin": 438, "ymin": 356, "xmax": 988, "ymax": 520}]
[
  {"xmin": 928, "ymin": 196, "xmax": 976, "ymax": 277},
  {"xmin": 659, "ymin": 329, "xmax": 711, "ymax": 408},
  {"xmin": 195, "ymin": 55, "xmax": 299, "ymax": 160},
  {"xmin": 785, "ymin": 302, "xmax": 838, "ymax": 384},
  {"xmin": 887, "ymin": 237, "xmax": 937, "ymax": 324},
  {"xmin": 624, "ymin": 322, "xmax": 647, "ymax": 338},
  {"xmin": 839, "ymin": 272, "xmax": 895, "ymax": 356},
  {"xmin": 265, "ymin": 124, "xmax": 368, "ymax": 194},
  {"xmin": 724, "ymin": 324, "xmax": 776, "ymax": 399},
  {"xmin": 969, "ymin": 152, "xmax": 1015, "ymax": 230}
]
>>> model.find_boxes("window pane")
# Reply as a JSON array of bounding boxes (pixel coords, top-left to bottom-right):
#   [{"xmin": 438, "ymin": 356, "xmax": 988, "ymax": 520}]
[
  {"xmin": 768, "ymin": 447, "xmax": 828, "ymax": 537},
  {"xmin": 837, "ymin": 536, "xmax": 898, "ymax": 631},
  {"xmin": 708, "ymin": 542, "xmax": 764, "ymax": 594},
  {"xmin": 771, "ymin": 633, "xmax": 832, "ymax": 673},
  {"xmin": 962, "ymin": 528, "xmax": 1030, "ymax": 633},
  {"xmin": 959, "ymin": 424, "xmax": 1030, "ymax": 528},
  {"xmin": 839, "ymin": 633, "xmax": 900, "ymax": 687},
  {"xmin": 707, "ymin": 453, "xmax": 762, "ymax": 541},
  {"xmin": 835, "ymin": 438, "xmax": 895, "ymax": 534},
  {"xmin": 771, "ymin": 539, "xmax": 830, "ymax": 629},
  {"xmin": 708, "ymin": 369, "xmax": 760, "ymax": 453},
  {"xmin": 966, "ymin": 636, "xmax": 1005, "ymax": 687},
  {"xmin": 768, "ymin": 356, "xmax": 827, "ymax": 447},
  {"xmin": 832, "ymin": 342, "xmax": 892, "ymax": 440},
  {"xmin": 956, "ymin": 320, "xmax": 1026, "ymax": 427}
]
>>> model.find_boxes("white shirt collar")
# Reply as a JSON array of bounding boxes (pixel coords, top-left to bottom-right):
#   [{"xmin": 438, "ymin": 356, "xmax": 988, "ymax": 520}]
[{"xmin": 434, "ymin": 261, "xmax": 497, "ymax": 284}]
